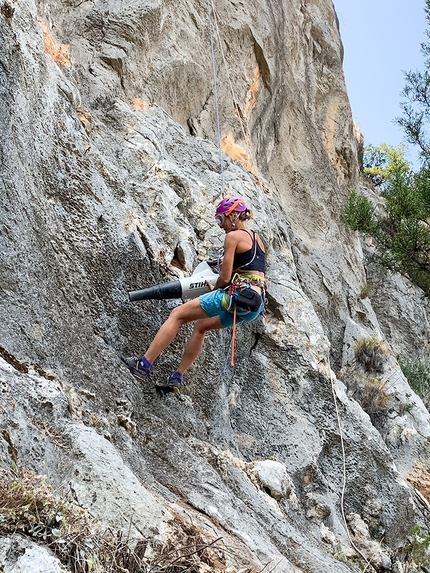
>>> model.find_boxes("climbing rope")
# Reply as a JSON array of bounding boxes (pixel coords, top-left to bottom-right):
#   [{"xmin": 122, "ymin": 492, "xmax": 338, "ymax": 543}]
[
  {"xmin": 206, "ymin": 2, "xmax": 269, "ymax": 373},
  {"xmin": 204, "ymin": 13, "xmax": 371, "ymax": 568},
  {"xmin": 207, "ymin": 0, "xmax": 270, "ymax": 200},
  {"xmin": 206, "ymin": 0, "xmax": 225, "ymax": 196},
  {"xmin": 211, "ymin": 0, "xmax": 275, "ymax": 201},
  {"xmin": 210, "ymin": 2, "xmax": 250, "ymax": 146},
  {"xmin": 328, "ymin": 363, "xmax": 373, "ymax": 570}
]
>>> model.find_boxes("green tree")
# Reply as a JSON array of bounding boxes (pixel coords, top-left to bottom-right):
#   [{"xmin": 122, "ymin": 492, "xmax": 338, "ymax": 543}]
[
  {"xmin": 341, "ymin": 0, "xmax": 430, "ymax": 296},
  {"xmin": 362, "ymin": 143, "xmax": 409, "ymax": 189},
  {"xmin": 397, "ymin": 0, "xmax": 430, "ymax": 161},
  {"xmin": 342, "ymin": 145, "xmax": 430, "ymax": 296}
]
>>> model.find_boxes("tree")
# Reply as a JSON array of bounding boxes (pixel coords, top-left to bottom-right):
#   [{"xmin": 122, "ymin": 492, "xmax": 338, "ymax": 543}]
[
  {"xmin": 397, "ymin": 0, "xmax": 430, "ymax": 161},
  {"xmin": 341, "ymin": 0, "xmax": 430, "ymax": 297},
  {"xmin": 362, "ymin": 143, "xmax": 409, "ymax": 189},
  {"xmin": 342, "ymin": 145, "xmax": 430, "ymax": 296}
]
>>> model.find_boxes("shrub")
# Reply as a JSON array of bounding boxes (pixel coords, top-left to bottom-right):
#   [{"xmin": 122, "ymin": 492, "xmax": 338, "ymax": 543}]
[
  {"xmin": 399, "ymin": 354, "xmax": 430, "ymax": 409},
  {"xmin": 361, "ymin": 377, "xmax": 390, "ymax": 415},
  {"xmin": 341, "ymin": 190, "xmax": 376, "ymax": 235},
  {"xmin": 0, "ymin": 466, "xmax": 140, "ymax": 572},
  {"xmin": 354, "ymin": 338, "xmax": 389, "ymax": 373},
  {"xmin": 359, "ymin": 282, "xmax": 375, "ymax": 299},
  {"xmin": 341, "ymin": 145, "xmax": 430, "ymax": 297},
  {"xmin": 400, "ymin": 525, "xmax": 430, "ymax": 571},
  {"xmin": 0, "ymin": 466, "xmax": 228, "ymax": 573}
]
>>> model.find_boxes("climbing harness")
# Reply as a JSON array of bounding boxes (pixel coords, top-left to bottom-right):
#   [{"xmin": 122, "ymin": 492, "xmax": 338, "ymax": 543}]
[
  {"xmin": 224, "ymin": 274, "xmax": 266, "ymax": 367},
  {"xmin": 205, "ymin": 0, "xmax": 267, "ymax": 365},
  {"xmin": 206, "ymin": 0, "xmax": 225, "ymax": 196},
  {"xmin": 225, "ymin": 274, "xmax": 266, "ymax": 312}
]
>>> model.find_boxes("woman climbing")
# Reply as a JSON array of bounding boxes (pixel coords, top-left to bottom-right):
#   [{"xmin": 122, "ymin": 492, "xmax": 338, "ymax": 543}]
[{"xmin": 121, "ymin": 196, "xmax": 266, "ymax": 392}]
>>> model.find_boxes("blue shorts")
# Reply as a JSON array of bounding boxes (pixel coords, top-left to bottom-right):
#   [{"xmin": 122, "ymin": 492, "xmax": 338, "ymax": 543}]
[{"xmin": 199, "ymin": 288, "xmax": 263, "ymax": 328}]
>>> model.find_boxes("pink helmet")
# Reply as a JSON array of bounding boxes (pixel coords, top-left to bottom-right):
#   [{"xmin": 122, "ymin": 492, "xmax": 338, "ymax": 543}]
[{"xmin": 215, "ymin": 196, "xmax": 247, "ymax": 216}]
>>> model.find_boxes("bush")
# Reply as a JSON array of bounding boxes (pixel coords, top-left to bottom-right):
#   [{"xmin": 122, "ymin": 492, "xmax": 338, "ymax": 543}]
[
  {"xmin": 0, "ymin": 466, "xmax": 228, "ymax": 573},
  {"xmin": 361, "ymin": 377, "xmax": 390, "ymax": 414},
  {"xmin": 0, "ymin": 466, "xmax": 141, "ymax": 572},
  {"xmin": 354, "ymin": 338, "xmax": 389, "ymax": 373},
  {"xmin": 362, "ymin": 143, "xmax": 409, "ymax": 189},
  {"xmin": 359, "ymin": 282, "xmax": 375, "ymax": 299},
  {"xmin": 400, "ymin": 525, "xmax": 430, "ymax": 571},
  {"xmin": 341, "ymin": 190, "xmax": 376, "ymax": 235},
  {"xmin": 399, "ymin": 354, "xmax": 430, "ymax": 409}
]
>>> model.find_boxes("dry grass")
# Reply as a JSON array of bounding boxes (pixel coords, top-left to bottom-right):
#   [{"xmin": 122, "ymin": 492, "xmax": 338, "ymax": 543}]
[
  {"xmin": 360, "ymin": 378, "xmax": 390, "ymax": 416},
  {"xmin": 354, "ymin": 338, "xmax": 389, "ymax": 373},
  {"xmin": 0, "ymin": 466, "xmax": 142, "ymax": 572},
  {"xmin": 0, "ymin": 466, "xmax": 234, "ymax": 572}
]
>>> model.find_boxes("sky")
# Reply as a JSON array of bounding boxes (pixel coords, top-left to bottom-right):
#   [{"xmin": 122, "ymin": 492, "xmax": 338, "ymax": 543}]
[{"xmin": 333, "ymin": 0, "xmax": 427, "ymax": 167}]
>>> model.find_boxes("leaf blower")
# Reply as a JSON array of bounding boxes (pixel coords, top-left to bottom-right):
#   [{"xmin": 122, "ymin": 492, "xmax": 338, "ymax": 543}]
[{"xmin": 128, "ymin": 260, "xmax": 219, "ymax": 302}]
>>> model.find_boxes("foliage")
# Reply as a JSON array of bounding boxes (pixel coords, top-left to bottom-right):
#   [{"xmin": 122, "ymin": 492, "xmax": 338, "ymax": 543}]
[
  {"xmin": 400, "ymin": 525, "xmax": 430, "ymax": 572},
  {"xmin": 341, "ymin": 190, "xmax": 376, "ymax": 235},
  {"xmin": 359, "ymin": 282, "xmax": 375, "ymax": 299},
  {"xmin": 354, "ymin": 337, "xmax": 389, "ymax": 373},
  {"xmin": 362, "ymin": 143, "xmax": 410, "ymax": 189},
  {"xmin": 397, "ymin": 0, "xmax": 430, "ymax": 162},
  {"xmin": 0, "ymin": 466, "xmax": 143, "ymax": 572},
  {"xmin": 360, "ymin": 377, "xmax": 390, "ymax": 416},
  {"xmin": 345, "ymin": 339, "xmax": 391, "ymax": 425},
  {"xmin": 0, "ymin": 466, "xmax": 228, "ymax": 573},
  {"xmin": 342, "ymin": 145, "xmax": 430, "ymax": 296},
  {"xmin": 399, "ymin": 354, "xmax": 430, "ymax": 409},
  {"xmin": 343, "ymin": 0, "xmax": 430, "ymax": 297}
]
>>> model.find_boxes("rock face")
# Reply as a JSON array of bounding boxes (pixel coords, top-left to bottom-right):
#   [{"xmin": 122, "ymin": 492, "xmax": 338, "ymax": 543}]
[{"xmin": 1, "ymin": 1, "xmax": 429, "ymax": 572}]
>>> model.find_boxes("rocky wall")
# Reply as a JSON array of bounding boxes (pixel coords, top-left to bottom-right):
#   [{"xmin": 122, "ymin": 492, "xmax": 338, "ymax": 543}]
[{"xmin": 1, "ymin": 1, "xmax": 429, "ymax": 572}]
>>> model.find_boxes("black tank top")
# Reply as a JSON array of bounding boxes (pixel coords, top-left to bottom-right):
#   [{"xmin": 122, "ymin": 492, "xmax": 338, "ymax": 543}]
[{"xmin": 232, "ymin": 230, "xmax": 266, "ymax": 272}]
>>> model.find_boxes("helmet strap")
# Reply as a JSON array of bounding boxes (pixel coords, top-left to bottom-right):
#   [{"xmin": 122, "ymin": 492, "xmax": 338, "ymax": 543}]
[{"xmin": 224, "ymin": 199, "xmax": 243, "ymax": 216}]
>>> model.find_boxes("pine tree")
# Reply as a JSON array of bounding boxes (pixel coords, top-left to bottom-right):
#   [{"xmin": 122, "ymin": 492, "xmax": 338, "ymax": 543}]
[
  {"xmin": 341, "ymin": 0, "xmax": 430, "ymax": 297},
  {"xmin": 398, "ymin": 0, "xmax": 430, "ymax": 161},
  {"xmin": 342, "ymin": 145, "xmax": 430, "ymax": 296}
]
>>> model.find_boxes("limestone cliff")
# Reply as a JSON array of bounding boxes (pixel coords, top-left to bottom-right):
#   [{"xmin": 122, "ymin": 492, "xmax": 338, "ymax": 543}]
[{"xmin": 1, "ymin": 1, "xmax": 429, "ymax": 572}]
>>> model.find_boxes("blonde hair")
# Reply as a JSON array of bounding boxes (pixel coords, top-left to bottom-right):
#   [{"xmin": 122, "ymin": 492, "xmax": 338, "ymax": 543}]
[{"xmin": 237, "ymin": 209, "xmax": 254, "ymax": 221}]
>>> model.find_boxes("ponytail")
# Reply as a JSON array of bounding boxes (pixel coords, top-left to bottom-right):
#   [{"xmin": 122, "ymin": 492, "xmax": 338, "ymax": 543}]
[{"xmin": 238, "ymin": 209, "xmax": 254, "ymax": 221}]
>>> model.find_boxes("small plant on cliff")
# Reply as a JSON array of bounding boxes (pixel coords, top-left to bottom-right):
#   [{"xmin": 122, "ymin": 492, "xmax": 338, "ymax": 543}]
[
  {"xmin": 349, "ymin": 376, "xmax": 390, "ymax": 428},
  {"xmin": 354, "ymin": 337, "xmax": 389, "ymax": 373},
  {"xmin": 359, "ymin": 282, "xmax": 375, "ymax": 299},
  {"xmin": 0, "ymin": 466, "xmax": 229, "ymax": 572},
  {"xmin": 0, "ymin": 466, "xmax": 133, "ymax": 572},
  {"xmin": 399, "ymin": 525, "xmax": 430, "ymax": 572},
  {"xmin": 361, "ymin": 377, "xmax": 390, "ymax": 414},
  {"xmin": 399, "ymin": 354, "xmax": 430, "ymax": 410}
]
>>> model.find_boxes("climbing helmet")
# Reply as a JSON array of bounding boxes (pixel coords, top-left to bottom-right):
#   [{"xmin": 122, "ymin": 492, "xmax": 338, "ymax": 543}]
[{"xmin": 215, "ymin": 197, "xmax": 247, "ymax": 226}]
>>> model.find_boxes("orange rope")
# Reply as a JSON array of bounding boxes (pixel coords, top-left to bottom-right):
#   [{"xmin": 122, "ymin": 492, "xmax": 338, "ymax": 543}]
[{"xmin": 230, "ymin": 305, "xmax": 237, "ymax": 366}]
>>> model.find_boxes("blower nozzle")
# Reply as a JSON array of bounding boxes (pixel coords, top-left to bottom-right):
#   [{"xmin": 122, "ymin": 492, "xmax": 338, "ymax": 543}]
[
  {"xmin": 128, "ymin": 261, "xmax": 218, "ymax": 302},
  {"xmin": 129, "ymin": 281, "xmax": 182, "ymax": 302}
]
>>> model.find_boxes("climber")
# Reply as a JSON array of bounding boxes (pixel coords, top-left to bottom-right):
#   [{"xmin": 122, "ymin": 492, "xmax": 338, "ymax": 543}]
[{"xmin": 121, "ymin": 196, "xmax": 266, "ymax": 392}]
